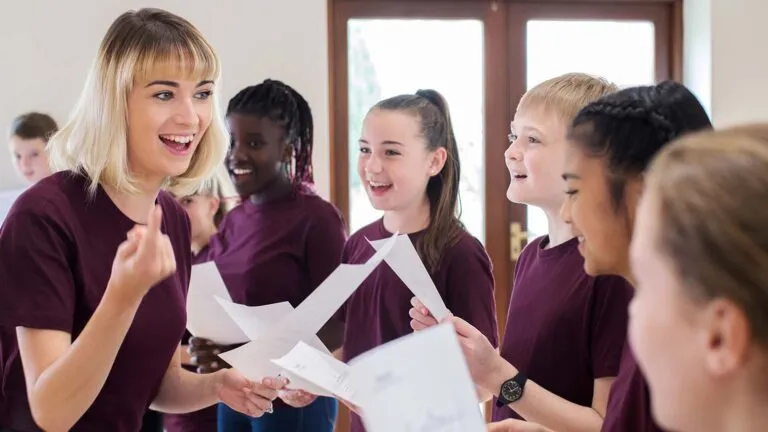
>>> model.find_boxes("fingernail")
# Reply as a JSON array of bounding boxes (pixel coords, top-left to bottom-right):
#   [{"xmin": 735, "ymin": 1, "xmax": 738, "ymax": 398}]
[
  {"xmin": 422, "ymin": 308, "xmax": 428, "ymax": 314},
  {"xmin": 264, "ymin": 378, "xmax": 273, "ymax": 386}
]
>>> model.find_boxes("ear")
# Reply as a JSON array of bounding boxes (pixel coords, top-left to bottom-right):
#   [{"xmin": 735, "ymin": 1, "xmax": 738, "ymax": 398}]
[
  {"xmin": 428, "ymin": 147, "xmax": 448, "ymax": 177},
  {"xmin": 206, "ymin": 196, "xmax": 221, "ymax": 218},
  {"xmin": 703, "ymin": 298, "xmax": 751, "ymax": 377}
]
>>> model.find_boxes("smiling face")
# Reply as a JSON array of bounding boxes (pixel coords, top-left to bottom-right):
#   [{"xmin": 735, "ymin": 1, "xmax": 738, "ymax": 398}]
[
  {"xmin": 125, "ymin": 73, "xmax": 214, "ymax": 185},
  {"xmin": 357, "ymin": 109, "xmax": 446, "ymax": 213},
  {"xmin": 227, "ymin": 113, "xmax": 289, "ymax": 198},
  {"xmin": 9, "ymin": 136, "xmax": 52, "ymax": 184},
  {"xmin": 560, "ymin": 141, "xmax": 639, "ymax": 278},
  {"xmin": 505, "ymin": 108, "xmax": 569, "ymax": 210}
]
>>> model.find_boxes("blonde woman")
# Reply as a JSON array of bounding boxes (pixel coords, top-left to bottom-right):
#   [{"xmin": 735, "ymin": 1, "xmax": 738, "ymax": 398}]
[
  {"xmin": 630, "ymin": 124, "xmax": 768, "ymax": 432},
  {"xmin": 0, "ymin": 8, "xmax": 282, "ymax": 432},
  {"xmin": 164, "ymin": 164, "xmax": 239, "ymax": 432}
]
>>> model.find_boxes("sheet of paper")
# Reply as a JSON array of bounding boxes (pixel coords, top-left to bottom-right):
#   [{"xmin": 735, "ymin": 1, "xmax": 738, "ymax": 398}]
[
  {"xmin": 350, "ymin": 322, "xmax": 485, "ymax": 432},
  {"xmin": 368, "ymin": 235, "xmax": 451, "ymax": 320},
  {"xmin": 274, "ymin": 232, "xmax": 400, "ymax": 337},
  {"xmin": 271, "ymin": 341, "xmax": 358, "ymax": 405},
  {"xmin": 218, "ymin": 325, "xmax": 332, "ymax": 397},
  {"xmin": 186, "ymin": 262, "xmax": 249, "ymax": 345}
]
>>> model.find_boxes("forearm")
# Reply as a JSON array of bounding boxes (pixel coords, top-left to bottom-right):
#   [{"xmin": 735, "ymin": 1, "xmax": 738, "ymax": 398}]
[
  {"xmin": 23, "ymin": 288, "xmax": 140, "ymax": 431},
  {"xmin": 152, "ymin": 367, "xmax": 220, "ymax": 414},
  {"xmin": 484, "ymin": 361, "xmax": 603, "ymax": 432}
]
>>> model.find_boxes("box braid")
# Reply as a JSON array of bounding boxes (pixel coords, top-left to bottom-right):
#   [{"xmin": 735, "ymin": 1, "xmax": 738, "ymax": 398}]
[{"xmin": 226, "ymin": 79, "xmax": 314, "ymax": 184}]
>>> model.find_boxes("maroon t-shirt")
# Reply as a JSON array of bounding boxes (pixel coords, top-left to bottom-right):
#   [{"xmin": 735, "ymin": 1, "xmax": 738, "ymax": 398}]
[
  {"xmin": 601, "ymin": 341, "xmax": 665, "ymax": 432},
  {"xmin": 0, "ymin": 171, "xmax": 191, "ymax": 432},
  {"xmin": 492, "ymin": 236, "xmax": 633, "ymax": 421},
  {"xmin": 197, "ymin": 184, "xmax": 347, "ymax": 308},
  {"xmin": 340, "ymin": 218, "xmax": 499, "ymax": 432}
]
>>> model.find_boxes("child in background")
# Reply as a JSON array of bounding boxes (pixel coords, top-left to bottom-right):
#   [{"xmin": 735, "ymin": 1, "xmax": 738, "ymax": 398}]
[
  {"xmin": 163, "ymin": 164, "xmax": 239, "ymax": 432},
  {"xmin": 8, "ymin": 112, "xmax": 57, "ymax": 185},
  {"xmin": 411, "ymin": 73, "xmax": 633, "ymax": 432}
]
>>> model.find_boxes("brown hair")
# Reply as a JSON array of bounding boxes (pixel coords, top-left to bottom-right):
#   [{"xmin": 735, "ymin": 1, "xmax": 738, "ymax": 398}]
[
  {"xmin": 9, "ymin": 112, "xmax": 58, "ymax": 141},
  {"xmin": 646, "ymin": 123, "xmax": 768, "ymax": 345},
  {"xmin": 517, "ymin": 73, "xmax": 618, "ymax": 123},
  {"xmin": 371, "ymin": 89, "xmax": 463, "ymax": 272}
]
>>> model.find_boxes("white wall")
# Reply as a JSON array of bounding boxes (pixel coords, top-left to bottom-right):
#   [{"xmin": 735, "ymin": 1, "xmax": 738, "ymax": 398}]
[
  {"xmin": 0, "ymin": 0, "xmax": 331, "ymax": 198},
  {"xmin": 684, "ymin": 0, "xmax": 768, "ymax": 128}
]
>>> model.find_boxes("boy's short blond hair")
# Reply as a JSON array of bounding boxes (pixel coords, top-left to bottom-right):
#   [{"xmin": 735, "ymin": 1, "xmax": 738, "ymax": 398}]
[
  {"xmin": 168, "ymin": 164, "xmax": 238, "ymax": 226},
  {"xmin": 517, "ymin": 73, "xmax": 619, "ymax": 123},
  {"xmin": 48, "ymin": 8, "xmax": 228, "ymax": 196}
]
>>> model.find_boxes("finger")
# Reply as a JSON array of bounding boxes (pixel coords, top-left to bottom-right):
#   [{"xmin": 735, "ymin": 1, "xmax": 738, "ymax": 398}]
[
  {"xmin": 249, "ymin": 383, "xmax": 278, "ymax": 401},
  {"xmin": 145, "ymin": 204, "xmax": 163, "ymax": 241},
  {"xmin": 410, "ymin": 319, "xmax": 429, "ymax": 331},
  {"xmin": 115, "ymin": 237, "xmax": 139, "ymax": 260},
  {"xmin": 161, "ymin": 234, "xmax": 176, "ymax": 275},
  {"xmin": 245, "ymin": 392, "xmax": 275, "ymax": 414},
  {"xmin": 408, "ymin": 307, "xmax": 437, "ymax": 325},
  {"xmin": 243, "ymin": 398, "xmax": 268, "ymax": 418},
  {"xmin": 261, "ymin": 377, "xmax": 288, "ymax": 391},
  {"xmin": 449, "ymin": 316, "xmax": 482, "ymax": 339},
  {"xmin": 410, "ymin": 296, "xmax": 431, "ymax": 315}
]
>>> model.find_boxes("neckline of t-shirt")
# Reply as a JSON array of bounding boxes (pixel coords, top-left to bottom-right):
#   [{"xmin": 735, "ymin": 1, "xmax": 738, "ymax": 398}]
[
  {"xmin": 535, "ymin": 235, "xmax": 580, "ymax": 259},
  {"xmin": 242, "ymin": 185, "xmax": 303, "ymax": 212},
  {"xmin": 375, "ymin": 217, "xmax": 427, "ymax": 238},
  {"xmin": 85, "ymin": 175, "xmax": 161, "ymax": 229}
]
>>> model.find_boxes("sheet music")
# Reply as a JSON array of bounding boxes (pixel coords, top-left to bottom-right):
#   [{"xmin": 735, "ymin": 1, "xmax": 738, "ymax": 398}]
[
  {"xmin": 351, "ymin": 323, "xmax": 485, "ymax": 432},
  {"xmin": 368, "ymin": 235, "xmax": 451, "ymax": 320},
  {"xmin": 186, "ymin": 262, "xmax": 249, "ymax": 345}
]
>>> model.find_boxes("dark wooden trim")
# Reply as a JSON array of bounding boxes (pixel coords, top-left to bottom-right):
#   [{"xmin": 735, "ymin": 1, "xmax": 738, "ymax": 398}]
[{"xmin": 671, "ymin": 0, "xmax": 684, "ymax": 81}]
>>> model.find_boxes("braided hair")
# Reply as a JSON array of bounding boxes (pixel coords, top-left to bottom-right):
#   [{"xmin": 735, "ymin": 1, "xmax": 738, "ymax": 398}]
[
  {"xmin": 568, "ymin": 80, "xmax": 712, "ymax": 208},
  {"xmin": 226, "ymin": 79, "xmax": 314, "ymax": 184}
]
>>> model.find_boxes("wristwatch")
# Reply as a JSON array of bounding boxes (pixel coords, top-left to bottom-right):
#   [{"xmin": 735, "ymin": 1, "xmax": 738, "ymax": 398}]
[{"xmin": 495, "ymin": 371, "xmax": 528, "ymax": 407}]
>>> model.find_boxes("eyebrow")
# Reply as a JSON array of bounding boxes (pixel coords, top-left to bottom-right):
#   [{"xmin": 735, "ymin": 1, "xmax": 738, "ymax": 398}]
[
  {"xmin": 562, "ymin": 172, "xmax": 580, "ymax": 181},
  {"xmin": 358, "ymin": 139, "xmax": 404, "ymax": 146},
  {"xmin": 145, "ymin": 79, "xmax": 214, "ymax": 88}
]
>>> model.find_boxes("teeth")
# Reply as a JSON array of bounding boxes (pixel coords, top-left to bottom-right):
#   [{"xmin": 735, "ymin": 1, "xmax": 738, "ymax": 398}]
[
  {"xmin": 232, "ymin": 168, "xmax": 252, "ymax": 175},
  {"xmin": 369, "ymin": 181, "xmax": 391, "ymax": 187},
  {"xmin": 160, "ymin": 134, "xmax": 194, "ymax": 144}
]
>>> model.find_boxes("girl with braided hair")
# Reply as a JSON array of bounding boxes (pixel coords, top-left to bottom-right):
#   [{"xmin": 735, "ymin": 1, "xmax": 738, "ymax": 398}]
[
  {"xmin": 556, "ymin": 80, "xmax": 712, "ymax": 432},
  {"xmin": 188, "ymin": 79, "xmax": 346, "ymax": 432}
]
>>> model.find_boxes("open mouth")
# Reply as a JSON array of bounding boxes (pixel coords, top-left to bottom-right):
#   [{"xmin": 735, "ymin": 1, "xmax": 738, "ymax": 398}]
[
  {"xmin": 230, "ymin": 167, "xmax": 254, "ymax": 181},
  {"xmin": 368, "ymin": 180, "xmax": 393, "ymax": 194},
  {"xmin": 160, "ymin": 134, "xmax": 194, "ymax": 155}
]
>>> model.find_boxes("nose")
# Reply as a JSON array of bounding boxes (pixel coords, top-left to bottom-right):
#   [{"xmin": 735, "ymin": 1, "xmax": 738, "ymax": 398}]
[
  {"xmin": 504, "ymin": 137, "xmax": 523, "ymax": 162},
  {"xmin": 228, "ymin": 140, "xmax": 248, "ymax": 165},
  {"xmin": 560, "ymin": 198, "xmax": 572, "ymax": 225},
  {"xmin": 174, "ymin": 97, "xmax": 199, "ymax": 127},
  {"xmin": 364, "ymin": 152, "xmax": 383, "ymax": 174}
]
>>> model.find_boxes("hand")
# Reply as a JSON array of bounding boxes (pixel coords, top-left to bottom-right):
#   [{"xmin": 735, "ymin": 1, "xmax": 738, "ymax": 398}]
[
  {"xmin": 448, "ymin": 316, "xmax": 512, "ymax": 393},
  {"xmin": 108, "ymin": 205, "xmax": 176, "ymax": 304},
  {"xmin": 188, "ymin": 337, "xmax": 239, "ymax": 374},
  {"xmin": 409, "ymin": 297, "xmax": 440, "ymax": 331},
  {"xmin": 279, "ymin": 388, "xmax": 318, "ymax": 408},
  {"xmin": 214, "ymin": 370, "xmax": 286, "ymax": 418},
  {"xmin": 487, "ymin": 419, "xmax": 549, "ymax": 432}
]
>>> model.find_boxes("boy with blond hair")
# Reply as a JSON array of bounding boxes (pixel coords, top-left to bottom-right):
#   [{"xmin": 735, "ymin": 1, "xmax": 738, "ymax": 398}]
[{"xmin": 411, "ymin": 73, "xmax": 633, "ymax": 432}]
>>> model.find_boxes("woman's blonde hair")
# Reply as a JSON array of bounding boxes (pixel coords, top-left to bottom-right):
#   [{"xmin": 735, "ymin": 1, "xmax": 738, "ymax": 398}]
[
  {"xmin": 48, "ymin": 8, "xmax": 228, "ymax": 196},
  {"xmin": 646, "ymin": 123, "xmax": 768, "ymax": 345}
]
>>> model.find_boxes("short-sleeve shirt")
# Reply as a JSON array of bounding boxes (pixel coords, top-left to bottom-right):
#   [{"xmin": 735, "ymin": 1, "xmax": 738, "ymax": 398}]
[
  {"xmin": 339, "ymin": 218, "xmax": 499, "ymax": 432},
  {"xmin": 492, "ymin": 236, "xmax": 633, "ymax": 421},
  {"xmin": 0, "ymin": 171, "xmax": 191, "ymax": 432},
  {"xmin": 601, "ymin": 341, "xmax": 665, "ymax": 432},
  {"xmin": 197, "ymin": 183, "xmax": 347, "ymax": 309}
]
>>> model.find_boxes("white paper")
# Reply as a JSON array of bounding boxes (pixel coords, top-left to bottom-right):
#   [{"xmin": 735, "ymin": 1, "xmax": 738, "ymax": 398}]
[
  {"xmin": 219, "ymin": 233, "xmax": 401, "ymax": 392},
  {"xmin": 186, "ymin": 262, "xmax": 249, "ymax": 345},
  {"xmin": 368, "ymin": 235, "xmax": 451, "ymax": 320},
  {"xmin": 271, "ymin": 341, "xmax": 358, "ymax": 404},
  {"xmin": 351, "ymin": 323, "xmax": 485, "ymax": 432}
]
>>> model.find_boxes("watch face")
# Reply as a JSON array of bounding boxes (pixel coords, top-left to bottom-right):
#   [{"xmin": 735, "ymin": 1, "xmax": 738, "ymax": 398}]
[{"xmin": 501, "ymin": 380, "xmax": 522, "ymax": 402}]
